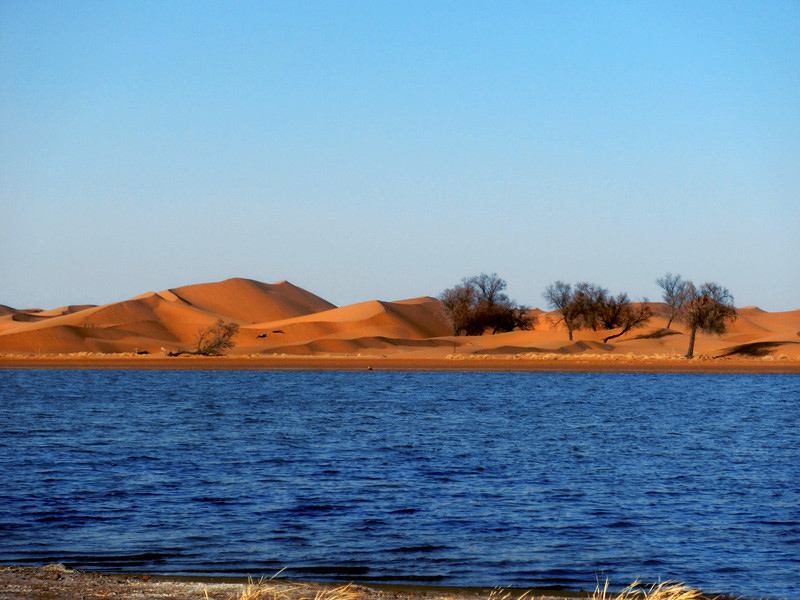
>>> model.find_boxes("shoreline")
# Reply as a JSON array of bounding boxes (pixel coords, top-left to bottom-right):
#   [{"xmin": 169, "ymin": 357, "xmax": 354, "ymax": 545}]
[
  {"xmin": 0, "ymin": 355, "xmax": 798, "ymax": 373},
  {"xmin": 0, "ymin": 565, "xmax": 721, "ymax": 600},
  {"xmin": 0, "ymin": 565, "xmax": 586, "ymax": 600}
]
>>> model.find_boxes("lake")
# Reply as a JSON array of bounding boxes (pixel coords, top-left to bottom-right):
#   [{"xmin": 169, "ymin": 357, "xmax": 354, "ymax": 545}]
[{"xmin": 0, "ymin": 370, "xmax": 798, "ymax": 599}]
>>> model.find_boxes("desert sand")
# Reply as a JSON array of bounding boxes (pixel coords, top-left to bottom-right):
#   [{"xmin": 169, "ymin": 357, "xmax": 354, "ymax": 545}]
[{"xmin": 1, "ymin": 277, "xmax": 798, "ymax": 372}]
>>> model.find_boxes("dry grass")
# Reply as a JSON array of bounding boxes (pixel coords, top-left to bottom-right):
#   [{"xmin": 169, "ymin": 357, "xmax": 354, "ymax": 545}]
[
  {"xmin": 590, "ymin": 580, "xmax": 704, "ymax": 600},
  {"xmin": 485, "ymin": 589, "xmax": 531, "ymax": 600},
  {"xmin": 205, "ymin": 577, "xmax": 706, "ymax": 600},
  {"xmin": 205, "ymin": 579, "xmax": 363, "ymax": 600}
]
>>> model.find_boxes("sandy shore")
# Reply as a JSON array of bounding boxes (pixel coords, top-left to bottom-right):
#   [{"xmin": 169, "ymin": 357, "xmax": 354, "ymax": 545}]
[
  {"xmin": 0, "ymin": 565, "xmax": 583, "ymax": 600},
  {"xmin": 0, "ymin": 354, "xmax": 798, "ymax": 373}
]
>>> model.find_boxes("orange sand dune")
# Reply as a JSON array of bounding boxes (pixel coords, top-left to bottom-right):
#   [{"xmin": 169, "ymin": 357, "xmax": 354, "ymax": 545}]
[
  {"xmin": 0, "ymin": 294, "xmax": 211, "ymax": 353},
  {"xmin": 1, "ymin": 280, "xmax": 798, "ymax": 363},
  {"xmin": 238, "ymin": 297, "xmax": 452, "ymax": 354},
  {"xmin": 168, "ymin": 277, "xmax": 335, "ymax": 323},
  {"xmin": 0, "ymin": 278, "xmax": 336, "ymax": 354},
  {"xmin": 0, "ymin": 304, "xmax": 99, "ymax": 334}
]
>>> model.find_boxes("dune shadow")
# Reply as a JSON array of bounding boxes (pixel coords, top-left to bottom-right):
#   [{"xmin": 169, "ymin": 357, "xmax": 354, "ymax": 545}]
[
  {"xmin": 477, "ymin": 345, "xmax": 550, "ymax": 355},
  {"xmin": 719, "ymin": 341, "xmax": 799, "ymax": 357},
  {"xmin": 11, "ymin": 313, "xmax": 49, "ymax": 323},
  {"xmin": 634, "ymin": 328, "xmax": 682, "ymax": 340}
]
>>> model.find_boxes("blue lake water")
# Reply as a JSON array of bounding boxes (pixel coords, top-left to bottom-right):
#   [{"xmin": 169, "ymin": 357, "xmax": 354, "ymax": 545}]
[{"xmin": 0, "ymin": 370, "xmax": 798, "ymax": 598}]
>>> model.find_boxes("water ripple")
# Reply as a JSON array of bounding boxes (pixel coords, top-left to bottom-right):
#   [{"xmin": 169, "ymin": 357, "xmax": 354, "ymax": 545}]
[{"xmin": 0, "ymin": 371, "xmax": 798, "ymax": 599}]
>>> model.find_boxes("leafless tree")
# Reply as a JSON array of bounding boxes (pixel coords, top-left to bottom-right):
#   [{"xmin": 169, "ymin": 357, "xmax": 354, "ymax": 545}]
[
  {"xmin": 545, "ymin": 282, "xmax": 651, "ymax": 342},
  {"xmin": 681, "ymin": 282, "xmax": 736, "ymax": 358},
  {"xmin": 194, "ymin": 319, "xmax": 240, "ymax": 356},
  {"xmin": 440, "ymin": 282, "xmax": 480, "ymax": 335},
  {"xmin": 469, "ymin": 273, "xmax": 508, "ymax": 306},
  {"xmin": 574, "ymin": 282, "xmax": 608, "ymax": 331},
  {"xmin": 440, "ymin": 273, "xmax": 534, "ymax": 335},
  {"xmin": 543, "ymin": 281, "xmax": 583, "ymax": 341},
  {"xmin": 598, "ymin": 293, "xmax": 653, "ymax": 343},
  {"xmin": 656, "ymin": 273, "xmax": 689, "ymax": 328}
]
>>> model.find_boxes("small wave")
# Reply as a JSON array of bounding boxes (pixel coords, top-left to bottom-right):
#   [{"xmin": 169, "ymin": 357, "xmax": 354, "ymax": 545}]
[
  {"xmin": 286, "ymin": 504, "xmax": 345, "ymax": 516},
  {"xmin": 608, "ymin": 520, "xmax": 637, "ymax": 528},
  {"xmin": 191, "ymin": 496, "xmax": 237, "ymax": 505},
  {"xmin": 361, "ymin": 574, "xmax": 447, "ymax": 583},
  {"xmin": 292, "ymin": 565, "xmax": 370, "ymax": 575},
  {"xmin": 387, "ymin": 545, "xmax": 451, "ymax": 554},
  {"xmin": 12, "ymin": 551, "xmax": 181, "ymax": 567}
]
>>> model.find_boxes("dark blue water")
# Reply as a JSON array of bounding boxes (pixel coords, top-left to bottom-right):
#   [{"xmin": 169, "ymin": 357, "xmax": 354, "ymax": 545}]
[{"xmin": 0, "ymin": 371, "xmax": 798, "ymax": 598}]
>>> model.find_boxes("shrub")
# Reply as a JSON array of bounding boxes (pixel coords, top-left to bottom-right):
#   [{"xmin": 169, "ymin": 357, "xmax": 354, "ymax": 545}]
[
  {"xmin": 194, "ymin": 319, "xmax": 240, "ymax": 356},
  {"xmin": 440, "ymin": 273, "xmax": 535, "ymax": 335}
]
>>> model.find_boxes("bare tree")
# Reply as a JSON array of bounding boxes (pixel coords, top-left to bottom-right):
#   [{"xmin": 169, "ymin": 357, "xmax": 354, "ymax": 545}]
[
  {"xmin": 656, "ymin": 273, "xmax": 689, "ymax": 328},
  {"xmin": 543, "ymin": 281, "xmax": 583, "ymax": 341},
  {"xmin": 574, "ymin": 282, "xmax": 608, "ymax": 331},
  {"xmin": 440, "ymin": 273, "xmax": 534, "ymax": 335},
  {"xmin": 545, "ymin": 282, "xmax": 651, "ymax": 342},
  {"xmin": 469, "ymin": 273, "xmax": 508, "ymax": 306},
  {"xmin": 194, "ymin": 319, "xmax": 240, "ymax": 356},
  {"xmin": 682, "ymin": 282, "xmax": 736, "ymax": 358},
  {"xmin": 440, "ymin": 282, "xmax": 480, "ymax": 335},
  {"xmin": 598, "ymin": 292, "xmax": 629, "ymax": 330},
  {"xmin": 599, "ymin": 293, "xmax": 653, "ymax": 343}
]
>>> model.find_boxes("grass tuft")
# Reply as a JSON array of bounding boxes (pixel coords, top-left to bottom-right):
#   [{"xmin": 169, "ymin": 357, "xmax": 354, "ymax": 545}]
[
  {"xmin": 590, "ymin": 580, "xmax": 704, "ymax": 600},
  {"xmin": 218, "ymin": 580, "xmax": 362, "ymax": 600},
  {"xmin": 205, "ymin": 578, "xmax": 705, "ymax": 600}
]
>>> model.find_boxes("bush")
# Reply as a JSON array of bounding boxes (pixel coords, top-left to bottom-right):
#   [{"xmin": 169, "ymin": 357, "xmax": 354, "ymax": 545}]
[
  {"xmin": 440, "ymin": 273, "xmax": 535, "ymax": 335},
  {"xmin": 194, "ymin": 319, "xmax": 240, "ymax": 355}
]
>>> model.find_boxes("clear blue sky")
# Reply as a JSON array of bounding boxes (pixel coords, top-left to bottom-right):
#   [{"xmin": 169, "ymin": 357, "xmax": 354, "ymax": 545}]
[{"xmin": 2, "ymin": 1, "xmax": 798, "ymax": 310}]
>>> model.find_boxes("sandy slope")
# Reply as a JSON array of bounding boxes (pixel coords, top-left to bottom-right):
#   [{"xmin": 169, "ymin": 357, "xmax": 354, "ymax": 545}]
[
  {"xmin": 0, "ymin": 278, "xmax": 334, "ymax": 354},
  {"xmin": 236, "ymin": 297, "xmax": 453, "ymax": 354},
  {"xmin": 1, "ymin": 279, "xmax": 798, "ymax": 362},
  {"xmin": 169, "ymin": 277, "xmax": 335, "ymax": 323}
]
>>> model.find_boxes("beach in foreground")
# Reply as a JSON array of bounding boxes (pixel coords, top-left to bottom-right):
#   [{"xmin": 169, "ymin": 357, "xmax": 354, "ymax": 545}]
[{"xmin": 0, "ymin": 565, "xmax": 704, "ymax": 600}]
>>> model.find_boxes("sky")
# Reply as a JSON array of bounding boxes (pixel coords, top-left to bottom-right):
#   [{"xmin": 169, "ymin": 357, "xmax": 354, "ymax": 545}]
[{"xmin": 1, "ymin": 1, "xmax": 798, "ymax": 311}]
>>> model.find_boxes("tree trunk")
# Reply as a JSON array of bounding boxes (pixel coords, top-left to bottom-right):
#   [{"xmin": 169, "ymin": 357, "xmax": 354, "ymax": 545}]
[
  {"xmin": 666, "ymin": 312, "xmax": 674, "ymax": 329},
  {"xmin": 603, "ymin": 324, "xmax": 631, "ymax": 344},
  {"xmin": 567, "ymin": 327, "xmax": 573, "ymax": 341},
  {"xmin": 685, "ymin": 325, "xmax": 697, "ymax": 358}
]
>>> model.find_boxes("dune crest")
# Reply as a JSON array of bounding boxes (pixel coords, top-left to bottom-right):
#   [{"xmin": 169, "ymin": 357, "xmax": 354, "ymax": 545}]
[{"xmin": 168, "ymin": 277, "xmax": 335, "ymax": 323}]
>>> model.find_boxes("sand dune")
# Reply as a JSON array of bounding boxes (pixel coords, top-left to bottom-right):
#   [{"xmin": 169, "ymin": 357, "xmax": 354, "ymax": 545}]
[
  {"xmin": 1, "ymin": 281, "xmax": 798, "ymax": 361},
  {"xmin": 168, "ymin": 277, "xmax": 335, "ymax": 323},
  {"xmin": 237, "ymin": 297, "xmax": 452, "ymax": 354},
  {"xmin": 0, "ymin": 278, "xmax": 335, "ymax": 354}
]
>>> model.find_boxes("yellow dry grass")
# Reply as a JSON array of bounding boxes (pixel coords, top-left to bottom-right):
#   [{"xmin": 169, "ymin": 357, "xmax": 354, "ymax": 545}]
[
  {"xmin": 206, "ymin": 578, "xmax": 705, "ymax": 600},
  {"xmin": 204, "ymin": 579, "xmax": 363, "ymax": 600},
  {"xmin": 590, "ymin": 580, "xmax": 705, "ymax": 600}
]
